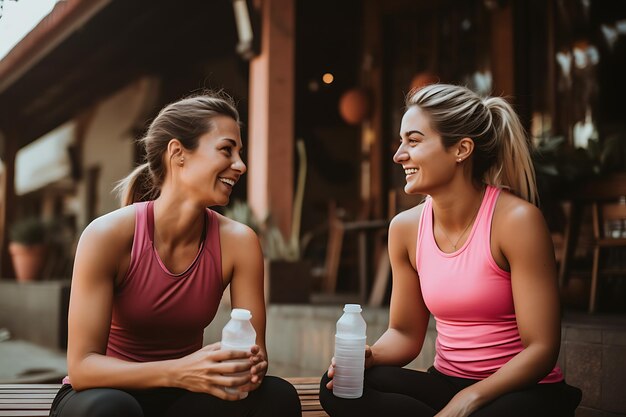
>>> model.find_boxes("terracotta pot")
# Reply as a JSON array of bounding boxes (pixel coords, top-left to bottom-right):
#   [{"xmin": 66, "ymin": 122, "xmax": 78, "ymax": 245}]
[{"xmin": 8, "ymin": 242, "xmax": 47, "ymax": 282}]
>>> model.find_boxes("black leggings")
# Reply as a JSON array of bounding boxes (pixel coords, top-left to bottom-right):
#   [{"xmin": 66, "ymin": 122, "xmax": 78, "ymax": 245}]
[
  {"xmin": 320, "ymin": 366, "xmax": 577, "ymax": 417},
  {"xmin": 49, "ymin": 376, "xmax": 301, "ymax": 417}
]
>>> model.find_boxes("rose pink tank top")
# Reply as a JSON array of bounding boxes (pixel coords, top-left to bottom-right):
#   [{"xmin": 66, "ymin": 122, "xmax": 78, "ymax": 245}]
[
  {"xmin": 104, "ymin": 201, "xmax": 224, "ymax": 362},
  {"xmin": 416, "ymin": 185, "xmax": 563, "ymax": 383}
]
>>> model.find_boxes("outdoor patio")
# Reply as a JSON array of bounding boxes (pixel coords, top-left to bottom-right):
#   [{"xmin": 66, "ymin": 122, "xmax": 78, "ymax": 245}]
[{"xmin": 1, "ymin": 280, "xmax": 625, "ymax": 416}]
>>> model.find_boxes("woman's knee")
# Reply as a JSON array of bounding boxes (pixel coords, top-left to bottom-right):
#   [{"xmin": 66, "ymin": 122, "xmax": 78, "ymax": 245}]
[
  {"xmin": 255, "ymin": 376, "xmax": 301, "ymax": 416},
  {"xmin": 57, "ymin": 388, "xmax": 143, "ymax": 417},
  {"xmin": 319, "ymin": 372, "xmax": 333, "ymax": 408}
]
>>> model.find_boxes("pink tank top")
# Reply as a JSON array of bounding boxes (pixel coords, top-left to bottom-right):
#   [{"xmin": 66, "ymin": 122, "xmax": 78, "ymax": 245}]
[
  {"xmin": 103, "ymin": 201, "xmax": 224, "ymax": 362},
  {"xmin": 416, "ymin": 185, "xmax": 563, "ymax": 383}
]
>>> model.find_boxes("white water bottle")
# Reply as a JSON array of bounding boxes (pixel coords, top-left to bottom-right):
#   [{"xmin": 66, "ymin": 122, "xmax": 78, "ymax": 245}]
[
  {"xmin": 221, "ymin": 308, "xmax": 256, "ymax": 399},
  {"xmin": 333, "ymin": 304, "xmax": 367, "ymax": 399}
]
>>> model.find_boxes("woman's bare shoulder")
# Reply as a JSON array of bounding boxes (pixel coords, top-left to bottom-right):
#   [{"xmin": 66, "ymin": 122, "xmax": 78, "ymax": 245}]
[
  {"xmin": 80, "ymin": 204, "xmax": 136, "ymax": 247},
  {"xmin": 390, "ymin": 200, "xmax": 426, "ymax": 231},
  {"xmin": 389, "ymin": 199, "xmax": 426, "ymax": 252},
  {"xmin": 214, "ymin": 211, "xmax": 259, "ymax": 244},
  {"xmin": 495, "ymin": 190, "xmax": 544, "ymax": 225}
]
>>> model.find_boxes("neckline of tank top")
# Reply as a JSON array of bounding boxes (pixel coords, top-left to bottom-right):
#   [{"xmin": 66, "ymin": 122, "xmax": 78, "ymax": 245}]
[
  {"xmin": 429, "ymin": 185, "xmax": 493, "ymax": 258},
  {"xmin": 146, "ymin": 200, "xmax": 209, "ymax": 278}
]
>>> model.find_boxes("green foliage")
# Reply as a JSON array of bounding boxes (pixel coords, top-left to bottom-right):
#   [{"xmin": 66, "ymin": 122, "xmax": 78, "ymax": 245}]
[
  {"xmin": 9, "ymin": 217, "xmax": 48, "ymax": 246},
  {"xmin": 533, "ymin": 133, "xmax": 626, "ymax": 233},
  {"xmin": 224, "ymin": 139, "xmax": 310, "ymax": 261},
  {"xmin": 534, "ymin": 136, "xmax": 598, "ymax": 183},
  {"xmin": 223, "ymin": 200, "xmax": 259, "ymax": 234},
  {"xmin": 533, "ymin": 134, "xmax": 626, "ymax": 189}
]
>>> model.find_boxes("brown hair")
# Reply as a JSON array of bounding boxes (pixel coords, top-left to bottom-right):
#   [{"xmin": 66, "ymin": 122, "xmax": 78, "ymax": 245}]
[
  {"xmin": 115, "ymin": 91, "xmax": 240, "ymax": 206},
  {"xmin": 406, "ymin": 84, "xmax": 538, "ymax": 205}
]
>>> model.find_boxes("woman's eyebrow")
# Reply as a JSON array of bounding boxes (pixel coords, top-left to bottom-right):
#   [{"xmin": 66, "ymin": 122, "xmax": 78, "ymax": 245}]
[
  {"xmin": 220, "ymin": 138, "xmax": 242, "ymax": 149},
  {"xmin": 403, "ymin": 130, "xmax": 425, "ymax": 137}
]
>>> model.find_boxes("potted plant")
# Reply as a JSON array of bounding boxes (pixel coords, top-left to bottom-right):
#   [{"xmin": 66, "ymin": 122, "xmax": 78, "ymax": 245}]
[
  {"xmin": 224, "ymin": 139, "xmax": 313, "ymax": 303},
  {"xmin": 8, "ymin": 217, "xmax": 49, "ymax": 282}
]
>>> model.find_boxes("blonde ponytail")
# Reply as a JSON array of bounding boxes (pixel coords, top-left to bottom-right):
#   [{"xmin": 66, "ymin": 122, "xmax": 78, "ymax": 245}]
[{"xmin": 483, "ymin": 97, "xmax": 538, "ymax": 205}]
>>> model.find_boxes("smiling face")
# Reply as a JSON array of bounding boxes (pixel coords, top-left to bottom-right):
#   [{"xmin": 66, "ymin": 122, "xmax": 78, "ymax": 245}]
[
  {"xmin": 178, "ymin": 115, "xmax": 246, "ymax": 206},
  {"xmin": 393, "ymin": 106, "xmax": 459, "ymax": 195}
]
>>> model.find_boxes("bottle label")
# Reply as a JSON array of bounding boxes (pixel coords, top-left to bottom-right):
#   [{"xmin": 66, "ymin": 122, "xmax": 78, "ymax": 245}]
[
  {"xmin": 335, "ymin": 335, "xmax": 366, "ymax": 342},
  {"xmin": 221, "ymin": 342, "xmax": 252, "ymax": 352}
]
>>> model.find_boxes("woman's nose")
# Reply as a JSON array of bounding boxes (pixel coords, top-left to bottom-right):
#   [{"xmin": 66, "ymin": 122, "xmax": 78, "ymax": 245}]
[
  {"xmin": 393, "ymin": 145, "xmax": 408, "ymax": 164},
  {"xmin": 233, "ymin": 156, "xmax": 247, "ymax": 174}
]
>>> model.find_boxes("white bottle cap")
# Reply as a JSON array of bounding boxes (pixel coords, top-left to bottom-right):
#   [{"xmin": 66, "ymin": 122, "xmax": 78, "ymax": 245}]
[
  {"xmin": 231, "ymin": 308, "xmax": 252, "ymax": 320},
  {"xmin": 343, "ymin": 304, "xmax": 362, "ymax": 313}
]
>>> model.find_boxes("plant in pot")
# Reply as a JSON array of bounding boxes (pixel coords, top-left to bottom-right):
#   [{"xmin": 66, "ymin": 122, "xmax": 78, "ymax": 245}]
[
  {"xmin": 9, "ymin": 217, "xmax": 49, "ymax": 282},
  {"xmin": 533, "ymin": 130, "xmax": 626, "ymax": 225},
  {"xmin": 224, "ymin": 139, "xmax": 313, "ymax": 303}
]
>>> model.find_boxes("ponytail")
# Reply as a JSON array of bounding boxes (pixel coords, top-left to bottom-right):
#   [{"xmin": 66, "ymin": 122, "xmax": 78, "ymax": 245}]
[
  {"xmin": 406, "ymin": 84, "xmax": 538, "ymax": 205},
  {"xmin": 113, "ymin": 163, "xmax": 159, "ymax": 207},
  {"xmin": 483, "ymin": 97, "xmax": 538, "ymax": 205}
]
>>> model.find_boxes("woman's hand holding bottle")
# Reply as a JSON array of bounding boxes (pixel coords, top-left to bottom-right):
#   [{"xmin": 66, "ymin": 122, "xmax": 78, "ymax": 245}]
[
  {"xmin": 325, "ymin": 345, "xmax": 373, "ymax": 390},
  {"xmin": 169, "ymin": 342, "xmax": 253, "ymax": 400}
]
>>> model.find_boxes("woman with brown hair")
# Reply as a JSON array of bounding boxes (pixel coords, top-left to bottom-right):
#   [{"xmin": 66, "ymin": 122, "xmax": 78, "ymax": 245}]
[{"xmin": 49, "ymin": 92, "xmax": 301, "ymax": 417}]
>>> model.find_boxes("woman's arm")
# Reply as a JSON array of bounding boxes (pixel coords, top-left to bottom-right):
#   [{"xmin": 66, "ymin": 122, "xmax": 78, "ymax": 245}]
[
  {"xmin": 67, "ymin": 209, "xmax": 252, "ymax": 398},
  {"xmin": 436, "ymin": 197, "xmax": 561, "ymax": 417},
  {"xmin": 220, "ymin": 217, "xmax": 268, "ymax": 390},
  {"xmin": 326, "ymin": 205, "xmax": 430, "ymax": 389},
  {"xmin": 370, "ymin": 206, "xmax": 431, "ymax": 367}
]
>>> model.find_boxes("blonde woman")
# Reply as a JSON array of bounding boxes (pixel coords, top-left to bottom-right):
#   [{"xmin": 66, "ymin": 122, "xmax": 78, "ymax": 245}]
[{"xmin": 322, "ymin": 84, "xmax": 580, "ymax": 417}]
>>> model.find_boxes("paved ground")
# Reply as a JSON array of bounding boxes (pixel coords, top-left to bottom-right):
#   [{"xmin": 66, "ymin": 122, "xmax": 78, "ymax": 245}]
[
  {"xmin": 0, "ymin": 338, "xmax": 67, "ymax": 384},
  {"xmin": 0, "ymin": 329, "xmax": 313, "ymax": 384}
]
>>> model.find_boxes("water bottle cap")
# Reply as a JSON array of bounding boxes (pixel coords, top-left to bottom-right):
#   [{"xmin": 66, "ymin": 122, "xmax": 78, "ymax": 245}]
[
  {"xmin": 343, "ymin": 304, "xmax": 362, "ymax": 313},
  {"xmin": 231, "ymin": 308, "xmax": 252, "ymax": 320}
]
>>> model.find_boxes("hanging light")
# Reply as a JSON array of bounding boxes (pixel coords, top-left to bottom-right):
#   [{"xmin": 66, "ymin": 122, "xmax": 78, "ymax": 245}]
[{"xmin": 338, "ymin": 88, "xmax": 371, "ymax": 125}]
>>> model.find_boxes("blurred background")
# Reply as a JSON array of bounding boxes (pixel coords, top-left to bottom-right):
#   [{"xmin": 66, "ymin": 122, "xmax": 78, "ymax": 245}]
[{"xmin": 0, "ymin": 1, "xmax": 625, "ymax": 415}]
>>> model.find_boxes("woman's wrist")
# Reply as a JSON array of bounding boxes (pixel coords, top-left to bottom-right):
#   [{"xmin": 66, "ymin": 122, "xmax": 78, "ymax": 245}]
[
  {"xmin": 459, "ymin": 385, "xmax": 485, "ymax": 413},
  {"xmin": 161, "ymin": 358, "xmax": 180, "ymax": 388},
  {"xmin": 366, "ymin": 345, "xmax": 377, "ymax": 368}
]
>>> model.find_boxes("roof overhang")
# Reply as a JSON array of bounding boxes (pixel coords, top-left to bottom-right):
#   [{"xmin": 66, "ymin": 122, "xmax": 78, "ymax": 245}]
[
  {"xmin": 0, "ymin": 0, "xmax": 112, "ymax": 95},
  {"xmin": 0, "ymin": 0, "xmax": 239, "ymax": 150}
]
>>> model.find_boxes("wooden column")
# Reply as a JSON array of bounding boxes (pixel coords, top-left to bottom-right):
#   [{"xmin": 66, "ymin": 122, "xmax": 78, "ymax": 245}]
[
  {"xmin": 362, "ymin": 0, "xmax": 384, "ymax": 220},
  {"xmin": 248, "ymin": 0, "xmax": 295, "ymax": 237},
  {"xmin": 0, "ymin": 126, "xmax": 18, "ymax": 278},
  {"xmin": 490, "ymin": 2, "xmax": 515, "ymax": 97}
]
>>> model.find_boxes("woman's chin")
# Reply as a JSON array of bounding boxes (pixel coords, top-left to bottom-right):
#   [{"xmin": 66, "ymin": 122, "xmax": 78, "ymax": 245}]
[
  {"xmin": 404, "ymin": 183, "xmax": 421, "ymax": 195},
  {"xmin": 215, "ymin": 196, "xmax": 230, "ymax": 206}
]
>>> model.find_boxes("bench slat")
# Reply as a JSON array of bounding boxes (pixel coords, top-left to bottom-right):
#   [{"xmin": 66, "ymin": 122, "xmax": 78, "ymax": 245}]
[
  {"xmin": 303, "ymin": 410, "xmax": 325, "ymax": 414},
  {"xmin": 0, "ymin": 405, "xmax": 50, "ymax": 410},
  {"xmin": 0, "ymin": 386, "xmax": 60, "ymax": 390},
  {"xmin": 0, "ymin": 390, "xmax": 57, "ymax": 393},
  {"xmin": 0, "ymin": 400, "xmax": 51, "ymax": 404},
  {"xmin": 0, "ymin": 395, "xmax": 55, "ymax": 400}
]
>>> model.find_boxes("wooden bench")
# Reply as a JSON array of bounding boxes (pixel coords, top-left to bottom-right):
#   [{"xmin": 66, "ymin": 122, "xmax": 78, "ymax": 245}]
[{"xmin": 0, "ymin": 377, "xmax": 328, "ymax": 417}]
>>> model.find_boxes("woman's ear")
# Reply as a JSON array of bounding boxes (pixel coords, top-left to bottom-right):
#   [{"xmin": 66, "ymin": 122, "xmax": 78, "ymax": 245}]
[
  {"xmin": 167, "ymin": 139, "xmax": 184, "ymax": 161},
  {"xmin": 455, "ymin": 137, "xmax": 475, "ymax": 163}
]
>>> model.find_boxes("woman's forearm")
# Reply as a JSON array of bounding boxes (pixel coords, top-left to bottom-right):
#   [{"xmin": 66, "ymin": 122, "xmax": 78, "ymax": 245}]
[
  {"xmin": 459, "ymin": 342, "xmax": 559, "ymax": 410},
  {"xmin": 69, "ymin": 354, "xmax": 176, "ymax": 391}
]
